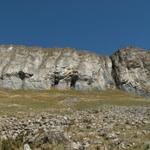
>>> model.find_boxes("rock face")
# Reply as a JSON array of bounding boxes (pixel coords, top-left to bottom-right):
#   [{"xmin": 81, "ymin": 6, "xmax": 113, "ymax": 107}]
[
  {"xmin": 0, "ymin": 45, "xmax": 115, "ymax": 90},
  {"xmin": 111, "ymin": 47, "xmax": 150, "ymax": 97},
  {"xmin": 0, "ymin": 45, "xmax": 149, "ymax": 96}
]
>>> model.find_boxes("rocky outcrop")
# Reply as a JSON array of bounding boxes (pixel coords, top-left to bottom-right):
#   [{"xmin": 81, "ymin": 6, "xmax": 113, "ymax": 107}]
[
  {"xmin": 0, "ymin": 45, "xmax": 149, "ymax": 96},
  {"xmin": 111, "ymin": 47, "xmax": 150, "ymax": 97},
  {"xmin": 0, "ymin": 45, "xmax": 115, "ymax": 90}
]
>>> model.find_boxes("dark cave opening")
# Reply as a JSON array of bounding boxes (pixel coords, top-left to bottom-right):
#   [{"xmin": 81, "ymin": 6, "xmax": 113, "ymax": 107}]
[
  {"xmin": 18, "ymin": 71, "xmax": 26, "ymax": 80},
  {"xmin": 18, "ymin": 71, "xmax": 33, "ymax": 80},
  {"xmin": 51, "ymin": 72, "xmax": 62, "ymax": 87},
  {"xmin": 54, "ymin": 76, "xmax": 60, "ymax": 86},
  {"xmin": 0, "ymin": 75, "xmax": 3, "ymax": 80},
  {"xmin": 70, "ymin": 75, "xmax": 79, "ymax": 88}
]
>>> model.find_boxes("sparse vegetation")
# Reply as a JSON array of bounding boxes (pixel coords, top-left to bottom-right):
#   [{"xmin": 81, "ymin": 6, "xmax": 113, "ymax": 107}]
[
  {"xmin": 0, "ymin": 89, "xmax": 149, "ymax": 116},
  {"xmin": 0, "ymin": 89, "xmax": 149, "ymax": 150}
]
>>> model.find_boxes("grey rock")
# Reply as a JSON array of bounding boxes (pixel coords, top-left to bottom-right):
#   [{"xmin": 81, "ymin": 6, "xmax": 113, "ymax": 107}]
[
  {"xmin": 0, "ymin": 45, "xmax": 115, "ymax": 91},
  {"xmin": 32, "ymin": 131, "xmax": 69, "ymax": 145},
  {"xmin": 144, "ymin": 141, "xmax": 150, "ymax": 150},
  {"xmin": 24, "ymin": 144, "xmax": 31, "ymax": 150},
  {"xmin": 111, "ymin": 47, "xmax": 150, "ymax": 96},
  {"xmin": 0, "ymin": 105, "xmax": 149, "ymax": 149},
  {"xmin": 70, "ymin": 142, "xmax": 82, "ymax": 150},
  {"xmin": 0, "ymin": 45, "xmax": 149, "ymax": 96},
  {"xmin": 105, "ymin": 132, "xmax": 117, "ymax": 140}
]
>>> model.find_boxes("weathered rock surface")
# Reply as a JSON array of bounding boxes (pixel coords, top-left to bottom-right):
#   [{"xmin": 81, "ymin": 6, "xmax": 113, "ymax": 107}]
[
  {"xmin": 0, "ymin": 45, "xmax": 149, "ymax": 96},
  {"xmin": 0, "ymin": 45, "xmax": 115, "ymax": 90},
  {"xmin": 111, "ymin": 47, "xmax": 150, "ymax": 96}
]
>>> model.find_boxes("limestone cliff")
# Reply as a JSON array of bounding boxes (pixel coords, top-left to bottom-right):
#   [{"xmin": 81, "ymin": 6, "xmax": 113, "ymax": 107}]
[
  {"xmin": 0, "ymin": 45, "xmax": 115, "ymax": 90},
  {"xmin": 0, "ymin": 45, "xmax": 149, "ymax": 96},
  {"xmin": 111, "ymin": 47, "xmax": 150, "ymax": 97}
]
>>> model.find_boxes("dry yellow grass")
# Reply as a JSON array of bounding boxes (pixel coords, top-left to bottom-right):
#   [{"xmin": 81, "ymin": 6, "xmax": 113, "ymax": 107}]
[{"xmin": 0, "ymin": 89, "xmax": 149, "ymax": 116}]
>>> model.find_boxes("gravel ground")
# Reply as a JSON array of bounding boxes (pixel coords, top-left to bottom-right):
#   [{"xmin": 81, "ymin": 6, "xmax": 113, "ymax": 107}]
[{"xmin": 0, "ymin": 105, "xmax": 150, "ymax": 150}]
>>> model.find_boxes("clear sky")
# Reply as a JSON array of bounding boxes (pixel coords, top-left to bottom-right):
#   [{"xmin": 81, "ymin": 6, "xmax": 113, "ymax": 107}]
[{"xmin": 0, "ymin": 0, "xmax": 150, "ymax": 55}]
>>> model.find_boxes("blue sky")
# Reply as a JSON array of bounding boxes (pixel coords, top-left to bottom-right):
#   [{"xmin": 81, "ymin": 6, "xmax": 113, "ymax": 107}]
[{"xmin": 0, "ymin": 0, "xmax": 150, "ymax": 55}]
